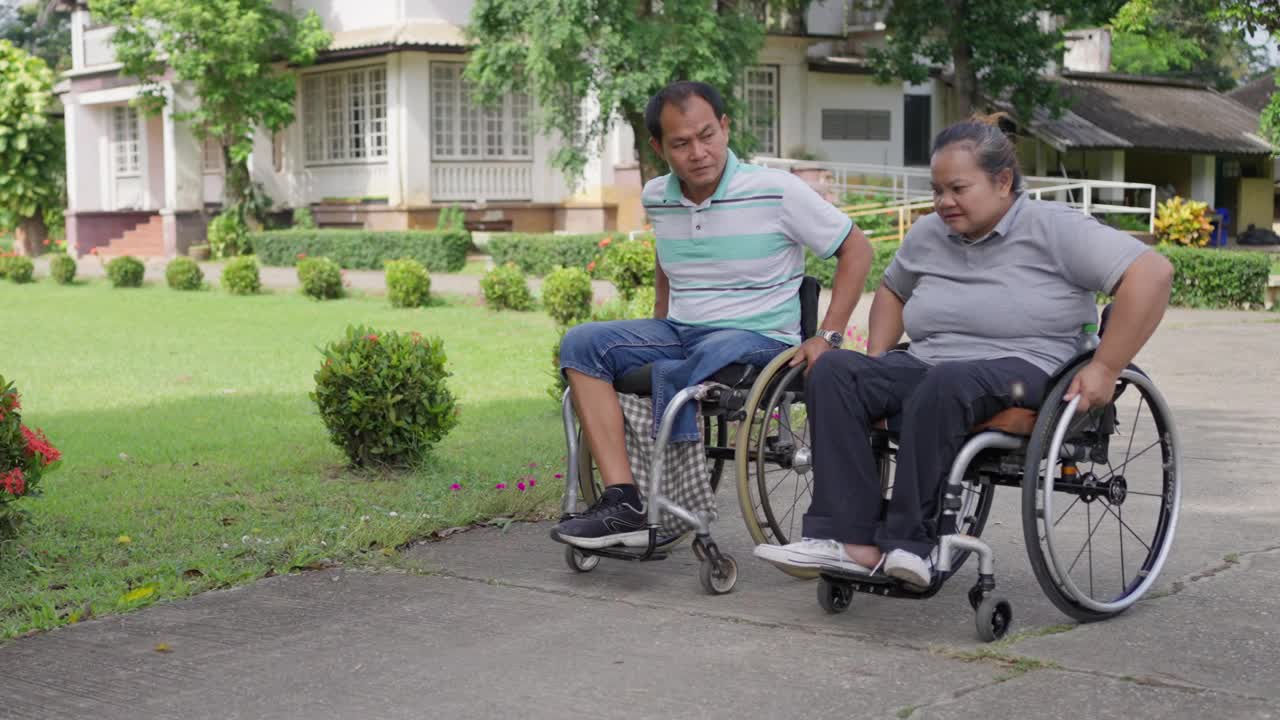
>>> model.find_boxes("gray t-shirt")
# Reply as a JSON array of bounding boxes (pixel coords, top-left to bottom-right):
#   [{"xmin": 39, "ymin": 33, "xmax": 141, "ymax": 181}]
[{"xmin": 881, "ymin": 193, "xmax": 1149, "ymax": 374}]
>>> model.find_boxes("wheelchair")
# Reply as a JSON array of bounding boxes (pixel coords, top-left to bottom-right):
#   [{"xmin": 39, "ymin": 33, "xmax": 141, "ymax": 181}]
[{"xmin": 559, "ymin": 279, "xmax": 1182, "ymax": 641}]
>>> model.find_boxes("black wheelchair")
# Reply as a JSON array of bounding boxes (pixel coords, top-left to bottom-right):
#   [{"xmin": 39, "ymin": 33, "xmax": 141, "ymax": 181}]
[{"xmin": 559, "ymin": 278, "xmax": 1182, "ymax": 641}]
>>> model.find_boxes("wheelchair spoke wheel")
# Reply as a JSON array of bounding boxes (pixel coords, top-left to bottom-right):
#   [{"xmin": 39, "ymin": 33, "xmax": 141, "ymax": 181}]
[{"xmin": 1023, "ymin": 364, "xmax": 1181, "ymax": 621}]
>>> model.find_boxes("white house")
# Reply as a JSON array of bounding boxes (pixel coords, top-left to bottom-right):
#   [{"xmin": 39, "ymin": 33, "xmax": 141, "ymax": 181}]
[{"xmin": 59, "ymin": 0, "xmax": 949, "ymax": 258}]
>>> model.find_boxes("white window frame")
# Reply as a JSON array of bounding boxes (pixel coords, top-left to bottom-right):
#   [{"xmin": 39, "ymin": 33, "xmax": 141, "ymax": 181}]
[
  {"xmin": 301, "ymin": 64, "xmax": 388, "ymax": 165},
  {"xmin": 111, "ymin": 105, "xmax": 140, "ymax": 177},
  {"xmin": 202, "ymin": 136, "xmax": 224, "ymax": 173},
  {"xmin": 743, "ymin": 65, "xmax": 779, "ymax": 156},
  {"xmin": 430, "ymin": 62, "xmax": 532, "ymax": 161}
]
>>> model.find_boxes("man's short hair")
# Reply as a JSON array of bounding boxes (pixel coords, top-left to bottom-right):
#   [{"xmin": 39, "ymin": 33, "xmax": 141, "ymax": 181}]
[{"xmin": 644, "ymin": 81, "xmax": 728, "ymax": 143}]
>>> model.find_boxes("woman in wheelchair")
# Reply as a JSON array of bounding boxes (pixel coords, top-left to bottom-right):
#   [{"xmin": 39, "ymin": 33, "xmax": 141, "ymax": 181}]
[{"xmin": 753, "ymin": 114, "xmax": 1175, "ymax": 591}]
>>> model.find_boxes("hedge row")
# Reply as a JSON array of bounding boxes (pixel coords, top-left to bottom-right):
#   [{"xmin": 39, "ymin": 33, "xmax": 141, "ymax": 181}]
[
  {"xmin": 805, "ymin": 240, "xmax": 901, "ymax": 294},
  {"xmin": 249, "ymin": 229, "xmax": 469, "ymax": 272},
  {"xmin": 488, "ymin": 232, "xmax": 622, "ymax": 277},
  {"xmin": 1156, "ymin": 245, "xmax": 1271, "ymax": 309}
]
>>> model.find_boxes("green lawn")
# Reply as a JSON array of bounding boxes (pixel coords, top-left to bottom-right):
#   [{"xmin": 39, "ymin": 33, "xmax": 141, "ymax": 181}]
[{"xmin": 0, "ymin": 278, "xmax": 565, "ymax": 638}]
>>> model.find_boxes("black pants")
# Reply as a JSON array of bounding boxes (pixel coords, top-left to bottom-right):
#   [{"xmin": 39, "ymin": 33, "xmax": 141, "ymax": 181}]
[{"xmin": 802, "ymin": 350, "xmax": 1049, "ymax": 557}]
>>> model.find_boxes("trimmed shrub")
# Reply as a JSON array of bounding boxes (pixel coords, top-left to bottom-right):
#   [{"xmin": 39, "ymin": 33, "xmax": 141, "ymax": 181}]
[
  {"xmin": 249, "ymin": 229, "xmax": 469, "ymax": 272},
  {"xmin": 0, "ymin": 374, "xmax": 63, "ymax": 534},
  {"xmin": 5, "ymin": 256, "xmax": 34, "ymax": 283},
  {"xmin": 221, "ymin": 255, "xmax": 261, "ymax": 295},
  {"xmin": 311, "ymin": 326, "xmax": 458, "ymax": 467},
  {"xmin": 806, "ymin": 240, "xmax": 901, "ymax": 292},
  {"xmin": 385, "ymin": 258, "xmax": 432, "ymax": 308},
  {"xmin": 488, "ymin": 232, "xmax": 617, "ymax": 277},
  {"xmin": 49, "ymin": 254, "xmax": 76, "ymax": 285},
  {"xmin": 297, "ymin": 256, "xmax": 343, "ymax": 300},
  {"xmin": 542, "ymin": 266, "xmax": 593, "ymax": 326},
  {"xmin": 601, "ymin": 237, "xmax": 655, "ymax": 300},
  {"xmin": 438, "ymin": 205, "xmax": 467, "ymax": 232},
  {"xmin": 1157, "ymin": 245, "xmax": 1270, "ymax": 309},
  {"xmin": 480, "ymin": 263, "xmax": 534, "ymax": 311},
  {"xmin": 207, "ymin": 210, "xmax": 250, "ymax": 258},
  {"xmin": 165, "ymin": 257, "xmax": 204, "ymax": 291},
  {"xmin": 292, "ymin": 206, "xmax": 317, "ymax": 229},
  {"xmin": 626, "ymin": 285, "xmax": 657, "ymax": 319},
  {"xmin": 106, "ymin": 256, "xmax": 145, "ymax": 288}
]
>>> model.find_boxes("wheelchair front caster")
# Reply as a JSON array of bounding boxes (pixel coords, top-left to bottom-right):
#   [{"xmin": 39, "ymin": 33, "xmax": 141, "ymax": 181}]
[
  {"xmin": 968, "ymin": 584, "xmax": 984, "ymax": 611},
  {"xmin": 565, "ymin": 546, "xmax": 599, "ymax": 573},
  {"xmin": 975, "ymin": 595, "xmax": 1013, "ymax": 642},
  {"xmin": 817, "ymin": 577, "xmax": 853, "ymax": 614},
  {"xmin": 699, "ymin": 554, "xmax": 738, "ymax": 595}
]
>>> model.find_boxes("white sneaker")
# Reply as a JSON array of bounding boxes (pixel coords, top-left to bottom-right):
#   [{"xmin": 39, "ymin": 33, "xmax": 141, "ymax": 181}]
[
  {"xmin": 752, "ymin": 538, "xmax": 872, "ymax": 574},
  {"xmin": 884, "ymin": 548, "xmax": 934, "ymax": 588}
]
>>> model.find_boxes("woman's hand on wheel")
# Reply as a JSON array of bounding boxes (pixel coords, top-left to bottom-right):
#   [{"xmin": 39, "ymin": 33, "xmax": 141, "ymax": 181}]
[
  {"xmin": 1064, "ymin": 360, "xmax": 1121, "ymax": 412},
  {"xmin": 789, "ymin": 337, "xmax": 834, "ymax": 376}
]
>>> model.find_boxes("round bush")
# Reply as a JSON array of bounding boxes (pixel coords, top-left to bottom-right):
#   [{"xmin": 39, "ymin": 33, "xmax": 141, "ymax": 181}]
[
  {"xmin": 601, "ymin": 238, "xmax": 656, "ymax": 301},
  {"xmin": 165, "ymin": 257, "xmax": 204, "ymax": 291},
  {"xmin": 542, "ymin": 266, "xmax": 593, "ymax": 326},
  {"xmin": 297, "ymin": 256, "xmax": 343, "ymax": 300},
  {"xmin": 626, "ymin": 285, "xmax": 657, "ymax": 319},
  {"xmin": 49, "ymin": 254, "xmax": 76, "ymax": 285},
  {"xmin": 220, "ymin": 256, "xmax": 260, "ymax": 295},
  {"xmin": 311, "ymin": 326, "xmax": 458, "ymax": 467},
  {"xmin": 480, "ymin": 263, "xmax": 534, "ymax": 311},
  {"xmin": 385, "ymin": 258, "xmax": 431, "ymax": 308},
  {"xmin": 5, "ymin": 256, "xmax": 34, "ymax": 284},
  {"xmin": 207, "ymin": 210, "xmax": 249, "ymax": 258},
  {"xmin": 106, "ymin": 256, "xmax": 145, "ymax": 288}
]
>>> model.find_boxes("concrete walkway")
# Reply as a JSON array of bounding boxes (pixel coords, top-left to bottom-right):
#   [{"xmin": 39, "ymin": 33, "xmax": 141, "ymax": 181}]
[{"xmin": 2, "ymin": 304, "xmax": 1278, "ymax": 717}]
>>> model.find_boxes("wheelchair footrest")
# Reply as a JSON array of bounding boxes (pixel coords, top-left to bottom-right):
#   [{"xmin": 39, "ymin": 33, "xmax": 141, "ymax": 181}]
[{"xmin": 818, "ymin": 568, "xmax": 944, "ymax": 600}]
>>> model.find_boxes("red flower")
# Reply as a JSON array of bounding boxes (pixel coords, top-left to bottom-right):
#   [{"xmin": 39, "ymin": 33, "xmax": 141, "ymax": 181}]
[
  {"xmin": 364, "ymin": 334, "xmax": 379, "ymax": 343},
  {"xmin": 21, "ymin": 426, "xmax": 61, "ymax": 464},
  {"xmin": 1, "ymin": 468, "xmax": 25, "ymax": 496},
  {"xmin": 586, "ymin": 261, "xmax": 596, "ymax": 272},
  {"xmin": 597, "ymin": 237, "xmax": 612, "ymax": 249},
  {"xmin": 297, "ymin": 253, "xmax": 307, "ymax": 259}
]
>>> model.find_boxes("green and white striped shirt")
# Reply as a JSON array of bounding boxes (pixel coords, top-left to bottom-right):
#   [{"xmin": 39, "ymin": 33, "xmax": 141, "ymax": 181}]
[{"xmin": 644, "ymin": 150, "xmax": 853, "ymax": 344}]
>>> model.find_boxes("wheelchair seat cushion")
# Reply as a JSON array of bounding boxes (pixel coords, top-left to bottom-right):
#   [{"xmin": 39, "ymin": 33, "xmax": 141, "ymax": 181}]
[{"xmin": 613, "ymin": 362, "xmax": 762, "ymax": 396}]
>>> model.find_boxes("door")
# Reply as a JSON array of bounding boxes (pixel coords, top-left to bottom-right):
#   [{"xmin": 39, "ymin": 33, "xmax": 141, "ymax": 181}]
[{"xmin": 903, "ymin": 95, "xmax": 931, "ymax": 167}]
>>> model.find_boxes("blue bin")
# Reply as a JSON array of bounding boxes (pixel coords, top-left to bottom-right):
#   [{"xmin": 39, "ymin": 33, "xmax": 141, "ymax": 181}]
[{"xmin": 1210, "ymin": 208, "xmax": 1230, "ymax": 247}]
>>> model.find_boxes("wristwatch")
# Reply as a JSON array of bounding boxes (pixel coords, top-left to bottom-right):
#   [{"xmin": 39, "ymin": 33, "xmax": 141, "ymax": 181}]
[{"xmin": 818, "ymin": 329, "xmax": 843, "ymax": 348}]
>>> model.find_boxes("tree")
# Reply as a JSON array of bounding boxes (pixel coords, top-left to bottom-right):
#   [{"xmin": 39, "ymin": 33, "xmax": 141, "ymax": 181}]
[
  {"xmin": 1109, "ymin": 0, "xmax": 1263, "ymax": 90},
  {"xmin": 0, "ymin": 40, "xmax": 63, "ymax": 256},
  {"xmin": 868, "ymin": 0, "xmax": 1118, "ymax": 119},
  {"xmin": 464, "ymin": 1, "xmax": 804, "ymax": 186},
  {"xmin": 0, "ymin": 1, "xmax": 72, "ymax": 73},
  {"xmin": 1213, "ymin": 0, "xmax": 1280, "ymax": 147},
  {"xmin": 91, "ymin": 0, "xmax": 329, "ymax": 214}
]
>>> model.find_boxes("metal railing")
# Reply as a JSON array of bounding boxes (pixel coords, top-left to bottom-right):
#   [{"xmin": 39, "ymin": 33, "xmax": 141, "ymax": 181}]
[{"xmin": 753, "ymin": 156, "xmax": 1157, "ymax": 241}]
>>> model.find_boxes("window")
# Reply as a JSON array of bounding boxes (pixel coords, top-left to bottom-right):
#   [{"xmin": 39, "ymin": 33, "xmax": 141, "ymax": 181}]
[
  {"xmin": 202, "ymin": 136, "xmax": 224, "ymax": 173},
  {"xmin": 111, "ymin": 105, "xmax": 139, "ymax": 176},
  {"xmin": 821, "ymin": 109, "xmax": 891, "ymax": 141},
  {"xmin": 302, "ymin": 65, "xmax": 388, "ymax": 164},
  {"xmin": 431, "ymin": 62, "xmax": 532, "ymax": 160},
  {"xmin": 744, "ymin": 65, "xmax": 779, "ymax": 156}
]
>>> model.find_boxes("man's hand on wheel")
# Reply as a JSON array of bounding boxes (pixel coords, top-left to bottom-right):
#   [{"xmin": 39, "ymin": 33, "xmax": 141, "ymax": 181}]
[
  {"xmin": 1063, "ymin": 360, "xmax": 1121, "ymax": 412},
  {"xmin": 789, "ymin": 337, "xmax": 836, "ymax": 376}
]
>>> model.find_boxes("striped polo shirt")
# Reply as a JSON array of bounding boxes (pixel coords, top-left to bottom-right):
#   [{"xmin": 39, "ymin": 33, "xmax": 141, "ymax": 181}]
[{"xmin": 642, "ymin": 150, "xmax": 853, "ymax": 345}]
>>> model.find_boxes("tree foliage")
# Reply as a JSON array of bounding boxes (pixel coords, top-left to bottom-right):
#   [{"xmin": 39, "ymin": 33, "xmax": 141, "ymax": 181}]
[
  {"xmin": 464, "ymin": 0, "xmax": 804, "ymax": 185},
  {"xmin": 869, "ymin": 0, "xmax": 1124, "ymax": 119},
  {"xmin": 1109, "ymin": 0, "xmax": 1264, "ymax": 90},
  {"xmin": 90, "ymin": 0, "xmax": 329, "ymax": 212},
  {"xmin": 0, "ymin": 1, "xmax": 72, "ymax": 73},
  {"xmin": 0, "ymin": 40, "xmax": 63, "ymax": 253}
]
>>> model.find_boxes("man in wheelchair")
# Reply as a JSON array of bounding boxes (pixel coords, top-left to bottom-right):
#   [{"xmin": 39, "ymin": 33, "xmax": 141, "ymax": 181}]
[
  {"xmin": 552, "ymin": 80, "xmax": 873, "ymax": 550},
  {"xmin": 753, "ymin": 114, "xmax": 1175, "ymax": 590}
]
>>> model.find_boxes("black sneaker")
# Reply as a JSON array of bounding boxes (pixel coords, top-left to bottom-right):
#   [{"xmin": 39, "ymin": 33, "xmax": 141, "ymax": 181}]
[{"xmin": 550, "ymin": 486, "xmax": 648, "ymax": 549}]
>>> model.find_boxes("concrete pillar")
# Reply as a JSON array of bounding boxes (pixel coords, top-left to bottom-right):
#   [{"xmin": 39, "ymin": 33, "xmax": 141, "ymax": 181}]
[
  {"xmin": 1098, "ymin": 149, "xmax": 1124, "ymax": 203},
  {"xmin": 1190, "ymin": 154, "xmax": 1216, "ymax": 209}
]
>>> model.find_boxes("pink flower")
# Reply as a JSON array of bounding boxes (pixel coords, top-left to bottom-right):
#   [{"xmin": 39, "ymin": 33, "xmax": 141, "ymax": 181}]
[
  {"xmin": 517, "ymin": 481, "xmax": 526, "ymax": 491},
  {"xmin": 450, "ymin": 483, "xmax": 461, "ymax": 491},
  {"xmin": 528, "ymin": 462, "xmax": 537, "ymax": 468},
  {"xmin": 495, "ymin": 482, "xmax": 506, "ymax": 490},
  {"xmin": 771, "ymin": 412, "xmax": 780, "ymax": 420},
  {"xmin": 846, "ymin": 328, "xmax": 854, "ymax": 337},
  {"xmin": 553, "ymin": 473, "xmax": 563, "ymax": 479},
  {"xmin": 529, "ymin": 479, "xmax": 537, "ymax": 487}
]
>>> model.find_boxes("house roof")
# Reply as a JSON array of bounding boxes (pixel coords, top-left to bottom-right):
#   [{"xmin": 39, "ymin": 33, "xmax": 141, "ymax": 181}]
[
  {"xmin": 324, "ymin": 20, "xmax": 468, "ymax": 57},
  {"xmin": 1228, "ymin": 73, "xmax": 1277, "ymax": 114},
  {"xmin": 1020, "ymin": 72, "xmax": 1274, "ymax": 155}
]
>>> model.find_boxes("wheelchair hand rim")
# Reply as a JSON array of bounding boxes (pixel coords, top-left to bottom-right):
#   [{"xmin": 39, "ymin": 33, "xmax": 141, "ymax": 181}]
[{"xmin": 1041, "ymin": 368, "xmax": 1182, "ymax": 614}]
